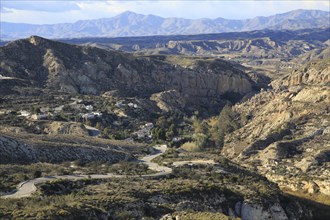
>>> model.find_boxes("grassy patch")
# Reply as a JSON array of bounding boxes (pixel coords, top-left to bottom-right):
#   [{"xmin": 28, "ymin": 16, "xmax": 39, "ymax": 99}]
[
  {"xmin": 282, "ymin": 188, "xmax": 330, "ymax": 206},
  {"xmin": 181, "ymin": 141, "xmax": 200, "ymax": 152},
  {"xmin": 173, "ymin": 211, "xmax": 240, "ymax": 220}
]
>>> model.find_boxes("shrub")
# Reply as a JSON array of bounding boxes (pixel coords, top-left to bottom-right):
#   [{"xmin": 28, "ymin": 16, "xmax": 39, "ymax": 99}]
[
  {"xmin": 33, "ymin": 170, "xmax": 42, "ymax": 178},
  {"xmin": 193, "ymin": 133, "xmax": 209, "ymax": 149},
  {"xmin": 181, "ymin": 142, "xmax": 201, "ymax": 152}
]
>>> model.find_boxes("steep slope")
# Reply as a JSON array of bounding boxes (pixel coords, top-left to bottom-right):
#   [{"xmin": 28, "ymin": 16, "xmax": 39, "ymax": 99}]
[
  {"xmin": 0, "ymin": 134, "xmax": 132, "ymax": 164},
  {"xmin": 273, "ymin": 59, "xmax": 330, "ymax": 87},
  {"xmin": 0, "ymin": 36, "xmax": 255, "ymax": 107},
  {"xmin": 1, "ymin": 10, "xmax": 329, "ymax": 40},
  {"xmin": 222, "ymin": 59, "xmax": 330, "ymax": 203},
  {"xmin": 0, "ymin": 135, "xmax": 37, "ymax": 164}
]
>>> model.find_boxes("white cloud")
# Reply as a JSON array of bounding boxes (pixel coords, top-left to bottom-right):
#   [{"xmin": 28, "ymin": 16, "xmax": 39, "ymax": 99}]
[
  {"xmin": 0, "ymin": 0, "xmax": 329, "ymax": 24},
  {"xmin": 0, "ymin": 0, "xmax": 80, "ymax": 12}
]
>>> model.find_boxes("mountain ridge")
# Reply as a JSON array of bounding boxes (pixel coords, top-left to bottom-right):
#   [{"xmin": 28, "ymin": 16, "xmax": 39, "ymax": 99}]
[
  {"xmin": 1, "ymin": 9, "xmax": 329, "ymax": 40},
  {"xmin": 0, "ymin": 35, "xmax": 256, "ymax": 111}
]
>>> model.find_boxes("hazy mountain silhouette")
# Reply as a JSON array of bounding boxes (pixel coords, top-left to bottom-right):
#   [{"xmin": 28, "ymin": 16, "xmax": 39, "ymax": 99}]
[{"xmin": 1, "ymin": 9, "xmax": 329, "ymax": 40}]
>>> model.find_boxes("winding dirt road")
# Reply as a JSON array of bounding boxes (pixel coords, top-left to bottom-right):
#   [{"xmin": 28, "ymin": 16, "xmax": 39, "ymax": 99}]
[
  {"xmin": 1, "ymin": 145, "xmax": 170, "ymax": 199},
  {"xmin": 1, "ymin": 145, "xmax": 217, "ymax": 199}
]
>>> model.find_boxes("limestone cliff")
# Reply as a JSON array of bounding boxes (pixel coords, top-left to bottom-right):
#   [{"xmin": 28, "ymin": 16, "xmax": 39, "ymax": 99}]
[{"xmin": 0, "ymin": 36, "xmax": 254, "ymax": 106}]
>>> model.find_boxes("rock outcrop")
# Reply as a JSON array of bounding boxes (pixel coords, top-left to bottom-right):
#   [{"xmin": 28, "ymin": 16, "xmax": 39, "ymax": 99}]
[
  {"xmin": 272, "ymin": 58, "xmax": 330, "ymax": 89},
  {"xmin": 0, "ymin": 36, "xmax": 254, "ymax": 107},
  {"xmin": 0, "ymin": 134, "xmax": 131, "ymax": 164},
  {"xmin": 222, "ymin": 58, "xmax": 330, "ymax": 201},
  {"xmin": 150, "ymin": 90, "xmax": 186, "ymax": 113},
  {"xmin": 0, "ymin": 135, "xmax": 37, "ymax": 164},
  {"xmin": 33, "ymin": 143, "xmax": 128, "ymax": 164},
  {"xmin": 239, "ymin": 202, "xmax": 288, "ymax": 220}
]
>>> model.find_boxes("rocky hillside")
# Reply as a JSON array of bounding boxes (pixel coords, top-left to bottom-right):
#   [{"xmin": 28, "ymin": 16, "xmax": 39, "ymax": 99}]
[
  {"xmin": 0, "ymin": 134, "xmax": 135, "ymax": 164},
  {"xmin": 273, "ymin": 58, "xmax": 329, "ymax": 87},
  {"xmin": 222, "ymin": 59, "xmax": 330, "ymax": 202},
  {"xmin": 164, "ymin": 37, "xmax": 327, "ymax": 59},
  {"xmin": 0, "ymin": 36, "xmax": 255, "ymax": 108},
  {"xmin": 293, "ymin": 47, "xmax": 330, "ymax": 64},
  {"xmin": 58, "ymin": 27, "xmax": 329, "ymax": 73},
  {"xmin": 0, "ymin": 135, "xmax": 37, "ymax": 164},
  {"xmin": 62, "ymin": 27, "xmax": 329, "ymax": 56},
  {"xmin": 150, "ymin": 90, "xmax": 186, "ymax": 114}
]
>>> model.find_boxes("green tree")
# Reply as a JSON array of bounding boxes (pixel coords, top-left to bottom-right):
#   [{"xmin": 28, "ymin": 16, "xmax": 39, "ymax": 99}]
[
  {"xmin": 152, "ymin": 127, "xmax": 166, "ymax": 140},
  {"xmin": 156, "ymin": 116, "xmax": 168, "ymax": 128},
  {"xmin": 210, "ymin": 105, "xmax": 240, "ymax": 149},
  {"xmin": 33, "ymin": 170, "xmax": 42, "ymax": 178},
  {"xmin": 194, "ymin": 120, "xmax": 209, "ymax": 134},
  {"xmin": 212, "ymin": 105, "xmax": 239, "ymax": 148},
  {"xmin": 210, "ymin": 127, "xmax": 225, "ymax": 148},
  {"xmin": 218, "ymin": 105, "xmax": 239, "ymax": 133},
  {"xmin": 191, "ymin": 119, "xmax": 211, "ymax": 149},
  {"xmin": 30, "ymin": 106, "xmax": 41, "ymax": 114},
  {"xmin": 165, "ymin": 124, "xmax": 177, "ymax": 140},
  {"xmin": 194, "ymin": 133, "xmax": 209, "ymax": 149},
  {"xmin": 62, "ymin": 104, "xmax": 73, "ymax": 112}
]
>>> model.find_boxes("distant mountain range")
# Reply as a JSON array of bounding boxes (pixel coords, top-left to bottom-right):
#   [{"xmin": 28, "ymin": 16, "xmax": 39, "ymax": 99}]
[{"xmin": 1, "ymin": 9, "xmax": 329, "ymax": 40}]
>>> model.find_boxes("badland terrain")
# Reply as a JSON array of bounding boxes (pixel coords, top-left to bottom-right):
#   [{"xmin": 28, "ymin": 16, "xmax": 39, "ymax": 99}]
[{"xmin": 0, "ymin": 9, "xmax": 329, "ymax": 220}]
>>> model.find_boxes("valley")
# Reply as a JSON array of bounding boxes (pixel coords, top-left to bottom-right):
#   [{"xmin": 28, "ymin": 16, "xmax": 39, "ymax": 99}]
[{"xmin": 0, "ymin": 9, "xmax": 329, "ymax": 220}]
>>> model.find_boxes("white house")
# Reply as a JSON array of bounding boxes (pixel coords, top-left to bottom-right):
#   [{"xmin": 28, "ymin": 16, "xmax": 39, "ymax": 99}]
[
  {"xmin": 85, "ymin": 105, "xmax": 93, "ymax": 111},
  {"xmin": 127, "ymin": 102, "xmax": 139, "ymax": 109},
  {"xmin": 92, "ymin": 112, "xmax": 102, "ymax": 117},
  {"xmin": 54, "ymin": 105, "xmax": 64, "ymax": 113},
  {"xmin": 20, "ymin": 110, "xmax": 30, "ymax": 117},
  {"xmin": 144, "ymin": 123, "xmax": 154, "ymax": 129},
  {"xmin": 82, "ymin": 112, "xmax": 102, "ymax": 120},
  {"xmin": 82, "ymin": 113, "xmax": 95, "ymax": 120},
  {"xmin": 133, "ymin": 130, "xmax": 149, "ymax": 139},
  {"xmin": 140, "ymin": 122, "xmax": 154, "ymax": 130},
  {"xmin": 30, "ymin": 113, "xmax": 48, "ymax": 120},
  {"xmin": 40, "ymin": 107, "xmax": 50, "ymax": 113}
]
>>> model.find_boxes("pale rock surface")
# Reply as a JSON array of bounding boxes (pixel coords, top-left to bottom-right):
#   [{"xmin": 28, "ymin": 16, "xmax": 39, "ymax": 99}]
[
  {"xmin": 44, "ymin": 122, "xmax": 89, "ymax": 135},
  {"xmin": 223, "ymin": 59, "xmax": 330, "ymax": 200}
]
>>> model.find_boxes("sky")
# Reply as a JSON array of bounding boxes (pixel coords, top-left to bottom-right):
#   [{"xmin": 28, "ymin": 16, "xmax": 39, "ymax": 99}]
[{"xmin": 1, "ymin": 0, "xmax": 329, "ymax": 24}]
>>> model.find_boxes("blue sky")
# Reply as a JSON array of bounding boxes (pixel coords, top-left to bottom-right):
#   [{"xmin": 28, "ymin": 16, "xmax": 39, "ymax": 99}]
[{"xmin": 1, "ymin": 0, "xmax": 329, "ymax": 24}]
